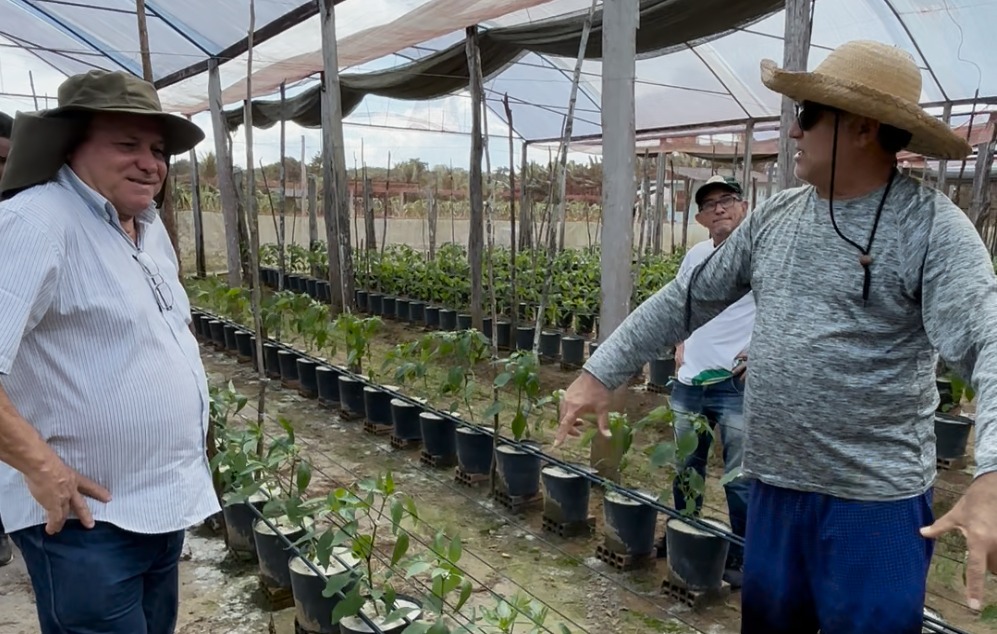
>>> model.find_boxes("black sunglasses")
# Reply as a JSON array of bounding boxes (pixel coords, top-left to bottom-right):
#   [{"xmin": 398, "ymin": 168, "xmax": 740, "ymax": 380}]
[{"xmin": 795, "ymin": 101, "xmax": 839, "ymax": 131}]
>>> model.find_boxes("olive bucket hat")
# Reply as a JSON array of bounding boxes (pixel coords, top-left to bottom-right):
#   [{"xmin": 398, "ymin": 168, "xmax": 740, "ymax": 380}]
[{"xmin": 0, "ymin": 70, "xmax": 204, "ymax": 198}]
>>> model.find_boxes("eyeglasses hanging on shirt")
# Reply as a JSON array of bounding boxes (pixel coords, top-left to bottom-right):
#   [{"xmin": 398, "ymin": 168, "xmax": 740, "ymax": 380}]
[{"xmin": 133, "ymin": 251, "xmax": 174, "ymax": 312}]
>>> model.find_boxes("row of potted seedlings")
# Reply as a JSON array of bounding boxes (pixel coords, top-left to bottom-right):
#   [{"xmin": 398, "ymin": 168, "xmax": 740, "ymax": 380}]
[
  {"xmin": 210, "ymin": 381, "xmax": 572, "ymax": 634},
  {"xmin": 192, "ymin": 292, "xmax": 741, "ymax": 607},
  {"xmin": 260, "ymin": 265, "xmax": 676, "ymax": 392}
]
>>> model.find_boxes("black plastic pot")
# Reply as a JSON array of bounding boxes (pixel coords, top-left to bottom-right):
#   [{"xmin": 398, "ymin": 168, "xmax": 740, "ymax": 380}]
[
  {"xmin": 278, "ymin": 350, "xmax": 301, "ymax": 387},
  {"xmin": 560, "ymin": 336, "xmax": 585, "ymax": 367},
  {"xmin": 195, "ymin": 314, "xmax": 212, "ymax": 340},
  {"xmin": 481, "ymin": 316, "xmax": 493, "ymax": 340},
  {"xmin": 589, "ymin": 341, "xmax": 599, "ymax": 356},
  {"xmin": 602, "ymin": 490, "xmax": 659, "ymax": 556},
  {"xmin": 223, "ymin": 324, "xmax": 240, "ymax": 353},
  {"xmin": 456, "ymin": 427, "xmax": 494, "ymax": 475},
  {"xmin": 191, "ymin": 312, "xmax": 206, "ymax": 338},
  {"xmin": 264, "ymin": 343, "xmax": 282, "ymax": 379},
  {"xmin": 419, "ymin": 412, "xmax": 457, "ymax": 460},
  {"xmin": 306, "ymin": 278, "xmax": 318, "ymax": 299},
  {"xmin": 285, "ymin": 274, "xmax": 298, "ymax": 292},
  {"xmin": 665, "ymin": 517, "xmax": 730, "ymax": 591},
  {"xmin": 338, "ymin": 594, "xmax": 424, "ymax": 634},
  {"xmin": 439, "ymin": 309, "xmax": 457, "ymax": 331},
  {"xmin": 576, "ymin": 314, "xmax": 595, "ymax": 335},
  {"xmin": 541, "ymin": 464, "xmax": 595, "ymax": 525},
  {"xmin": 356, "ymin": 290, "xmax": 369, "ymax": 312},
  {"xmin": 935, "ymin": 412, "xmax": 974, "ymax": 460},
  {"xmin": 317, "ymin": 281, "xmax": 331, "ymax": 303},
  {"xmin": 253, "ymin": 516, "xmax": 309, "ymax": 591},
  {"xmin": 495, "ymin": 320, "xmax": 512, "ymax": 349},
  {"xmin": 382, "ymin": 296, "xmax": 397, "ymax": 319},
  {"xmin": 338, "ymin": 376, "xmax": 366, "ymax": 419},
  {"xmin": 515, "ymin": 326, "xmax": 535, "ymax": 351},
  {"xmin": 363, "ymin": 386, "xmax": 395, "ymax": 426},
  {"xmin": 517, "ymin": 302, "xmax": 531, "ymax": 321},
  {"xmin": 316, "ymin": 365, "xmax": 342, "ymax": 406},
  {"xmin": 457, "ymin": 313, "xmax": 472, "ymax": 330},
  {"xmin": 367, "ymin": 292, "xmax": 383, "ymax": 315},
  {"xmin": 289, "ymin": 550, "xmax": 361, "ymax": 634},
  {"xmin": 936, "ymin": 377, "xmax": 954, "ymax": 412},
  {"xmin": 649, "ymin": 357, "xmax": 675, "ymax": 389},
  {"xmin": 391, "ymin": 398, "xmax": 424, "ymax": 440},
  {"xmin": 495, "ymin": 442, "xmax": 542, "ymax": 498},
  {"xmin": 221, "ymin": 492, "xmax": 269, "ymax": 558},
  {"xmin": 395, "ymin": 298, "xmax": 411, "ymax": 322},
  {"xmin": 296, "ymin": 358, "xmax": 319, "ymax": 398},
  {"xmin": 539, "ymin": 331, "xmax": 561, "ymax": 360},
  {"xmin": 424, "ymin": 306, "xmax": 440, "ymax": 329},
  {"xmin": 235, "ymin": 330, "xmax": 255, "ymax": 360},
  {"xmin": 409, "ymin": 301, "xmax": 426, "ymax": 323},
  {"xmin": 208, "ymin": 320, "xmax": 226, "ymax": 348}
]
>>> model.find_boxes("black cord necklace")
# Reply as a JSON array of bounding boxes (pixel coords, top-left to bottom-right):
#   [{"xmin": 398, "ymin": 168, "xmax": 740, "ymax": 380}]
[{"xmin": 826, "ymin": 113, "xmax": 896, "ymax": 305}]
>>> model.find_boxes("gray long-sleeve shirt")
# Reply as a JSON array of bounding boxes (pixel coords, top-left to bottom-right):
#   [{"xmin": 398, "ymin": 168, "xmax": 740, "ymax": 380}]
[{"xmin": 585, "ymin": 173, "xmax": 997, "ymax": 501}]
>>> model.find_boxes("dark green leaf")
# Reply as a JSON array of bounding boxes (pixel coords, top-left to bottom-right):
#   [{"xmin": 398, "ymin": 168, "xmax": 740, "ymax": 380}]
[
  {"xmin": 329, "ymin": 586, "xmax": 364, "ymax": 623},
  {"xmin": 321, "ymin": 571, "xmax": 356, "ymax": 599},
  {"xmin": 391, "ymin": 532, "xmax": 410, "ymax": 565}
]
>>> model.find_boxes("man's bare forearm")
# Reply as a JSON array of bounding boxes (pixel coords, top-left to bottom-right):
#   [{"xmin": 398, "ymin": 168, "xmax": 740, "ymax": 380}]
[{"xmin": 0, "ymin": 382, "xmax": 54, "ymax": 475}]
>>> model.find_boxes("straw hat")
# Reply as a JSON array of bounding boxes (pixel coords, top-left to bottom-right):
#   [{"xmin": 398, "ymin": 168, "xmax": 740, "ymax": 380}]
[
  {"xmin": 0, "ymin": 70, "xmax": 203, "ymax": 198},
  {"xmin": 760, "ymin": 40, "xmax": 971, "ymax": 160}
]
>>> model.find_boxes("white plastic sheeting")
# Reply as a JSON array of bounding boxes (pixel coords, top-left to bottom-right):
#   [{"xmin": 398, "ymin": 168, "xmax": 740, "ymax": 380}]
[{"xmin": 1, "ymin": 0, "xmax": 995, "ymax": 143}]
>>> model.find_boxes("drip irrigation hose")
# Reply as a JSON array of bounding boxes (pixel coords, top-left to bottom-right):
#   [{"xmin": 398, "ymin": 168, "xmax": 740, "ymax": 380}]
[{"xmin": 200, "ymin": 305, "xmax": 977, "ymax": 634}]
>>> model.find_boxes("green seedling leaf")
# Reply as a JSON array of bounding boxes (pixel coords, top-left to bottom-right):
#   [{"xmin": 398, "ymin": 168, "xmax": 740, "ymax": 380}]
[
  {"xmin": 391, "ymin": 532, "xmax": 410, "ymax": 566},
  {"xmin": 330, "ymin": 586, "xmax": 365, "ymax": 623},
  {"xmin": 321, "ymin": 571, "xmax": 356, "ymax": 599}
]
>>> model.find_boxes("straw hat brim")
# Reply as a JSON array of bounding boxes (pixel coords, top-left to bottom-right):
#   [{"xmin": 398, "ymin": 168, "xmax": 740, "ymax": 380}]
[
  {"xmin": 760, "ymin": 59, "xmax": 971, "ymax": 160},
  {"xmin": 0, "ymin": 106, "xmax": 203, "ymax": 198}
]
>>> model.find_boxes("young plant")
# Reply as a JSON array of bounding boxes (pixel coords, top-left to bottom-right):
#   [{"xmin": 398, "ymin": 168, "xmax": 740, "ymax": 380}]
[
  {"xmin": 334, "ymin": 312, "xmax": 383, "ymax": 378},
  {"xmin": 398, "ymin": 530, "xmax": 474, "ymax": 634},
  {"xmin": 434, "ymin": 330, "xmax": 490, "ymax": 422},
  {"xmin": 322, "ymin": 471, "xmax": 421, "ymax": 625},
  {"xmin": 385, "ymin": 333, "xmax": 442, "ymax": 403},
  {"xmin": 479, "ymin": 593, "xmax": 570, "ymax": 634},
  {"xmin": 490, "ymin": 351, "xmax": 553, "ymax": 441},
  {"xmin": 643, "ymin": 406, "xmax": 740, "ymax": 518}
]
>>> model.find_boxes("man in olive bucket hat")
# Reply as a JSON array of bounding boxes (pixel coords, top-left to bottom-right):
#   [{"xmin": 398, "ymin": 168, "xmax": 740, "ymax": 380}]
[
  {"xmin": 0, "ymin": 70, "xmax": 219, "ymax": 633},
  {"xmin": 555, "ymin": 40, "xmax": 997, "ymax": 633}
]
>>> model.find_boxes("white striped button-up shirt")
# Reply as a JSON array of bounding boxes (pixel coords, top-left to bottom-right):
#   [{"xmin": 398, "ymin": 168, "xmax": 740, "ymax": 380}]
[{"xmin": 0, "ymin": 165, "xmax": 220, "ymax": 534}]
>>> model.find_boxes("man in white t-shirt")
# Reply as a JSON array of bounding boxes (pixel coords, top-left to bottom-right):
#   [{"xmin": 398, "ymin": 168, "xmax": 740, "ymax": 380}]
[{"xmin": 670, "ymin": 175, "xmax": 754, "ymax": 588}]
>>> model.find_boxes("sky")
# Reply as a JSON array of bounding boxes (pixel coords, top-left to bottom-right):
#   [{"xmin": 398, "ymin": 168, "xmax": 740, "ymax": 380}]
[{"xmin": 0, "ymin": 40, "xmax": 589, "ymax": 171}]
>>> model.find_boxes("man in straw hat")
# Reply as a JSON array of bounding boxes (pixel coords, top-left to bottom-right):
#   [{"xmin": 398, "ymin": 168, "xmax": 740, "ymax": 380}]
[
  {"xmin": 0, "ymin": 70, "xmax": 219, "ymax": 633},
  {"xmin": 555, "ymin": 40, "xmax": 996, "ymax": 632}
]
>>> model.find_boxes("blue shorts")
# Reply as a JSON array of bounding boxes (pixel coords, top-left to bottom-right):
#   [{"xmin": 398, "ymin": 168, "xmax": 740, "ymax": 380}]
[{"xmin": 741, "ymin": 480, "xmax": 933, "ymax": 634}]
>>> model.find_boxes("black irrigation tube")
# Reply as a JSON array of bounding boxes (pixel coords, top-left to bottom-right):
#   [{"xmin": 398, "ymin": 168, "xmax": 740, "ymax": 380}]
[{"xmin": 198, "ymin": 306, "xmax": 975, "ymax": 634}]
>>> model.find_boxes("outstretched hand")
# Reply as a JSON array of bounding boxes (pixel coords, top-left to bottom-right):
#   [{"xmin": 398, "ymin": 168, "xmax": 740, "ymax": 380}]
[
  {"xmin": 553, "ymin": 371, "xmax": 615, "ymax": 448},
  {"xmin": 24, "ymin": 454, "xmax": 112, "ymax": 535},
  {"xmin": 920, "ymin": 470, "xmax": 997, "ymax": 612}
]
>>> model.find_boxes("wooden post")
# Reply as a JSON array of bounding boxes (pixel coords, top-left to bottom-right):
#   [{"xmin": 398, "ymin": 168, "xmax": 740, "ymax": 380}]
[
  {"xmin": 363, "ymin": 177, "xmax": 376, "ymax": 250},
  {"xmin": 278, "ymin": 82, "xmax": 287, "ymax": 290},
  {"xmin": 653, "ymin": 153, "xmax": 665, "ymax": 254},
  {"xmin": 741, "ymin": 119, "xmax": 755, "ymax": 194},
  {"xmin": 307, "ymin": 175, "xmax": 318, "ymax": 249},
  {"xmin": 505, "ymin": 97, "xmax": 518, "ymax": 330},
  {"xmin": 968, "ymin": 138, "xmax": 996, "ymax": 226},
  {"xmin": 188, "ymin": 142, "xmax": 206, "ymax": 277},
  {"xmin": 777, "ymin": 0, "xmax": 813, "ymax": 191},
  {"xmin": 208, "ymin": 59, "xmax": 243, "ymax": 287},
  {"xmin": 593, "ymin": 0, "xmax": 638, "ymax": 479},
  {"xmin": 300, "ymin": 134, "xmax": 306, "ymax": 221},
  {"xmin": 519, "ymin": 142, "xmax": 531, "ymax": 251},
  {"xmin": 319, "ymin": 0, "xmax": 355, "ymax": 313},
  {"xmin": 937, "ymin": 103, "xmax": 952, "ymax": 197},
  {"xmin": 135, "ymin": 0, "xmax": 154, "ymax": 81},
  {"xmin": 466, "ymin": 25, "xmax": 485, "ymax": 330}
]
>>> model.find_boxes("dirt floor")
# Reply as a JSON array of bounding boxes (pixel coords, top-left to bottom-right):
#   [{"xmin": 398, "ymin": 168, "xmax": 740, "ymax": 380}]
[{"xmin": 0, "ymin": 317, "xmax": 994, "ymax": 633}]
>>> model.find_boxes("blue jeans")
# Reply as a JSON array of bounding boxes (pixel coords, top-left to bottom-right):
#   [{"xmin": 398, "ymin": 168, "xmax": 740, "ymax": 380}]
[
  {"xmin": 670, "ymin": 377, "xmax": 749, "ymax": 560},
  {"xmin": 742, "ymin": 480, "xmax": 933, "ymax": 633},
  {"xmin": 11, "ymin": 520, "xmax": 185, "ymax": 634}
]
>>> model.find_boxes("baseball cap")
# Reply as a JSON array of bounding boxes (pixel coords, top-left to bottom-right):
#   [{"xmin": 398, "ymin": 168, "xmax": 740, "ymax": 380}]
[{"xmin": 694, "ymin": 175, "xmax": 743, "ymax": 207}]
